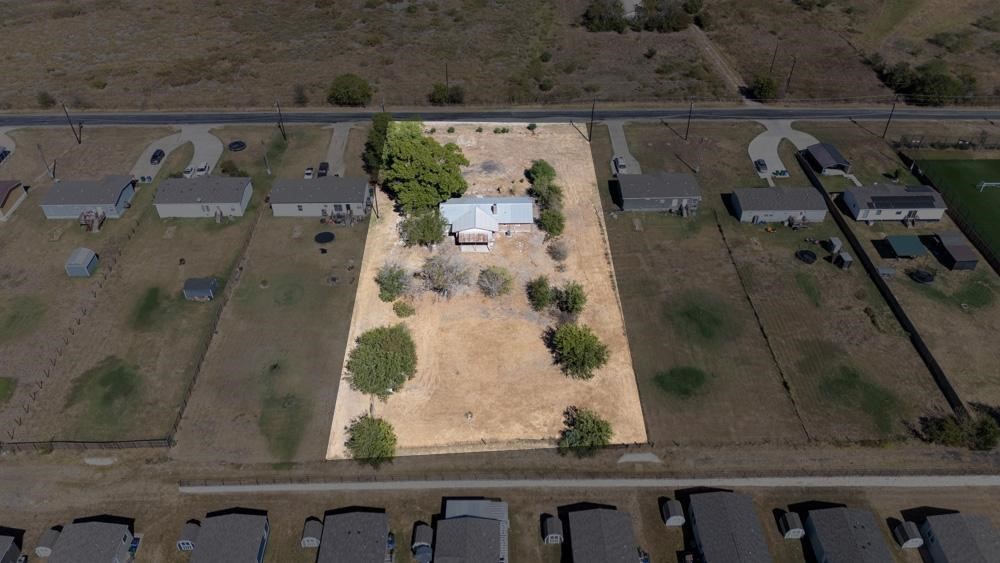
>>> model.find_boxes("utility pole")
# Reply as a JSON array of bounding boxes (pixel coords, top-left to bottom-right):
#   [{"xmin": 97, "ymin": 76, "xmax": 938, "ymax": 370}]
[
  {"xmin": 769, "ymin": 37, "xmax": 779, "ymax": 75},
  {"xmin": 274, "ymin": 100, "xmax": 287, "ymax": 141},
  {"xmin": 588, "ymin": 97, "xmax": 597, "ymax": 143},
  {"xmin": 445, "ymin": 62, "xmax": 449, "ymax": 90},
  {"xmin": 684, "ymin": 100, "xmax": 693, "ymax": 141},
  {"xmin": 62, "ymin": 104, "xmax": 81, "ymax": 144},
  {"xmin": 784, "ymin": 56, "xmax": 797, "ymax": 97},
  {"xmin": 882, "ymin": 99, "xmax": 897, "ymax": 139}
]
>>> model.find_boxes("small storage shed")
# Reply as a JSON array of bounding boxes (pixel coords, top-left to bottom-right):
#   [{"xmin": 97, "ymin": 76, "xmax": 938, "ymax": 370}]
[
  {"xmin": 893, "ymin": 521, "xmax": 923, "ymax": 549},
  {"xmin": 65, "ymin": 247, "xmax": 98, "ymax": 278},
  {"xmin": 177, "ymin": 521, "xmax": 200, "ymax": 552},
  {"xmin": 183, "ymin": 278, "xmax": 218, "ymax": 302},
  {"xmin": 411, "ymin": 523, "xmax": 433, "ymax": 563},
  {"xmin": 300, "ymin": 518, "xmax": 322, "ymax": 548},
  {"xmin": 35, "ymin": 528, "xmax": 61, "ymax": 558},
  {"xmin": 938, "ymin": 232, "xmax": 979, "ymax": 271},
  {"xmin": 542, "ymin": 515, "xmax": 563, "ymax": 544},
  {"xmin": 779, "ymin": 513, "xmax": 805, "ymax": 540},
  {"xmin": 662, "ymin": 500, "xmax": 685, "ymax": 527},
  {"xmin": 835, "ymin": 252, "xmax": 854, "ymax": 270},
  {"xmin": 887, "ymin": 235, "xmax": 927, "ymax": 258}
]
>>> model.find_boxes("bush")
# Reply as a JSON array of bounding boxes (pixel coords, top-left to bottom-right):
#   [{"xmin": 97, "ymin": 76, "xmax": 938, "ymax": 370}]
[
  {"xmin": 558, "ymin": 406, "xmax": 612, "ymax": 456},
  {"xmin": 526, "ymin": 159, "xmax": 556, "ymax": 185},
  {"xmin": 393, "ymin": 300, "xmax": 415, "ymax": 318},
  {"xmin": 538, "ymin": 209, "xmax": 566, "ymax": 237},
  {"xmin": 37, "ymin": 91, "xmax": 56, "ymax": 109},
  {"xmin": 293, "ymin": 84, "xmax": 309, "ymax": 106},
  {"xmin": 551, "ymin": 323, "xmax": 609, "ymax": 379},
  {"xmin": 400, "ymin": 210, "xmax": 447, "ymax": 247},
  {"xmin": 428, "ymin": 83, "xmax": 465, "ymax": 105},
  {"xmin": 419, "ymin": 255, "xmax": 470, "ymax": 298},
  {"xmin": 527, "ymin": 276, "xmax": 555, "ymax": 311},
  {"xmin": 476, "ymin": 126, "xmax": 483, "ymax": 133},
  {"xmin": 218, "ymin": 160, "xmax": 248, "ymax": 177},
  {"xmin": 644, "ymin": 46, "xmax": 658, "ymax": 59},
  {"xmin": 582, "ymin": 0, "xmax": 626, "ymax": 33},
  {"xmin": 540, "ymin": 51, "xmax": 553, "ymax": 62},
  {"xmin": 538, "ymin": 78, "xmax": 555, "ymax": 92},
  {"xmin": 922, "ymin": 413, "xmax": 1000, "ymax": 451},
  {"xmin": 547, "ymin": 240, "xmax": 568, "ymax": 262},
  {"xmin": 683, "ymin": 0, "xmax": 703, "ymax": 14},
  {"xmin": 693, "ymin": 11, "xmax": 713, "ymax": 29},
  {"xmin": 478, "ymin": 266, "xmax": 513, "ymax": 297},
  {"xmin": 327, "ymin": 73, "xmax": 373, "ymax": 106},
  {"xmin": 345, "ymin": 415, "xmax": 397, "ymax": 466},
  {"xmin": 447, "ymin": 126, "xmax": 455, "ymax": 133},
  {"xmin": 556, "ymin": 282, "xmax": 587, "ymax": 315},
  {"xmin": 375, "ymin": 263, "xmax": 408, "ymax": 302},
  {"xmin": 748, "ymin": 75, "xmax": 778, "ymax": 100},
  {"xmin": 346, "ymin": 324, "xmax": 417, "ymax": 400},
  {"xmin": 527, "ymin": 123, "xmax": 538, "ymax": 133}
]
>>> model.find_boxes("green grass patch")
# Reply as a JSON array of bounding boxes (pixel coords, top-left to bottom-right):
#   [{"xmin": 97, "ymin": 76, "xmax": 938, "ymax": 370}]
[
  {"xmin": 130, "ymin": 286, "xmax": 175, "ymax": 329},
  {"xmin": 654, "ymin": 367, "xmax": 708, "ymax": 399},
  {"xmin": 666, "ymin": 291, "xmax": 742, "ymax": 345},
  {"xmin": 0, "ymin": 297, "xmax": 47, "ymax": 344},
  {"xmin": 819, "ymin": 365, "xmax": 902, "ymax": 435},
  {"xmin": 918, "ymin": 158, "xmax": 1000, "ymax": 259},
  {"xmin": 864, "ymin": 0, "xmax": 924, "ymax": 40},
  {"xmin": 64, "ymin": 356, "xmax": 141, "ymax": 439},
  {"xmin": 794, "ymin": 271, "xmax": 822, "ymax": 307},
  {"xmin": 0, "ymin": 377, "xmax": 15, "ymax": 406},
  {"xmin": 908, "ymin": 272, "xmax": 996, "ymax": 310},
  {"xmin": 257, "ymin": 360, "xmax": 311, "ymax": 462},
  {"xmin": 272, "ymin": 280, "xmax": 305, "ymax": 306}
]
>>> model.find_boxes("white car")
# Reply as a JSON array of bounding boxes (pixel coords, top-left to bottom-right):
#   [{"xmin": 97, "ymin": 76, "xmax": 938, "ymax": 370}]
[
  {"xmin": 195, "ymin": 161, "xmax": 210, "ymax": 177},
  {"xmin": 611, "ymin": 156, "xmax": 628, "ymax": 176},
  {"xmin": 303, "ymin": 167, "xmax": 314, "ymax": 180},
  {"xmin": 182, "ymin": 165, "xmax": 195, "ymax": 179}
]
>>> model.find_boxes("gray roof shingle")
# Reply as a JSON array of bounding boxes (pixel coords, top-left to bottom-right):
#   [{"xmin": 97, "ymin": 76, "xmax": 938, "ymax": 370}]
[
  {"xmin": 568, "ymin": 508, "xmax": 637, "ymax": 563},
  {"xmin": 48, "ymin": 521, "xmax": 130, "ymax": 563},
  {"xmin": 190, "ymin": 512, "xmax": 268, "ymax": 563},
  {"xmin": 806, "ymin": 507, "xmax": 893, "ymax": 563},
  {"xmin": 689, "ymin": 492, "xmax": 772, "ymax": 563},
  {"xmin": 156, "ymin": 177, "xmax": 251, "ymax": 205},
  {"xmin": 434, "ymin": 517, "xmax": 502, "ymax": 563},
  {"xmin": 618, "ymin": 172, "xmax": 701, "ymax": 200},
  {"xmin": 42, "ymin": 176, "xmax": 133, "ymax": 207},
  {"xmin": 270, "ymin": 177, "xmax": 369, "ymax": 204},
  {"xmin": 732, "ymin": 186, "xmax": 827, "ymax": 212},
  {"xmin": 924, "ymin": 513, "xmax": 1000, "ymax": 562},
  {"xmin": 805, "ymin": 143, "xmax": 850, "ymax": 169},
  {"xmin": 316, "ymin": 511, "xmax": 388, "ymax": 563}
]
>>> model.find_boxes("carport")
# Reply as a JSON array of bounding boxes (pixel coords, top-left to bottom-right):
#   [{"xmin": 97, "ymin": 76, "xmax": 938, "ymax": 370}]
[{"xmin": 887, "ymin": 235, "xmax": 927, "ymax": 258}]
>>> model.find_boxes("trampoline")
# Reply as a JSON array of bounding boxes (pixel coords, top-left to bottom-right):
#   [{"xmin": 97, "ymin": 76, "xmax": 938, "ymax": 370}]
[
  {"xmin": 795, "ymin": 250, "xmax": 818, "ymax": 264},
  {"xmin": 909, "ymin": 269, "xmax": 935, "ymax": 284},
  {"xmin": 314, "ymin": 232, "xmax": 335, "ymax": 244}
]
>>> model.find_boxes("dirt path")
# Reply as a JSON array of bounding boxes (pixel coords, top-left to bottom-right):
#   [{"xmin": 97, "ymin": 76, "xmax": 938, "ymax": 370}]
[{"xmin": 690, "ymin": 25, "xmax": 747, "ymax": 95}]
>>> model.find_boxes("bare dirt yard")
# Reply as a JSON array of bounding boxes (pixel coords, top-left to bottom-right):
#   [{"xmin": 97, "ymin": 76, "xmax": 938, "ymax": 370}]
[{"xmin": 327, "ymin": 123, "xmax": 646, "ymax": 459}]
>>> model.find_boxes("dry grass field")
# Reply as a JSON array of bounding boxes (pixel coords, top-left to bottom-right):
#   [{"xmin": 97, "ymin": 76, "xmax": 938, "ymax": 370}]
[{"xmin": 327, "ymin": 123, "xmax": 646, "ymax": 459}]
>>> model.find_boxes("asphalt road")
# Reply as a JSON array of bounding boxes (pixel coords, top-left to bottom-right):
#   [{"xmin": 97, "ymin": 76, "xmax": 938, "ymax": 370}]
[{"xmin": 2, "ymin": 106, "xmax": 1000, "ymax": 127}]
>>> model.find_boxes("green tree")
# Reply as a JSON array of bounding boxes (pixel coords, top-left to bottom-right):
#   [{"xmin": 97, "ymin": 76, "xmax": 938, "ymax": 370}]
[
  {"xmin": 478, "ymin": 266, "xmax": 514, "ymax": 297},
  {"xmin": 346, "ymin": 325, "xmax": 417, "ymax": 400},
  {"xmin": 428, "ymin": 83, "xmax": 465, "ymax": 105},
  {"xmin": 375, "ymin": 263, "xmax": 408, "ymax": 302},
  {"xmin": 538, "ymin": 209, "xmax": 566, "ymax": 237},
  {"xmin": 36, "ymin": 91, "xmax": 56, "ymax": 109},
  {"xmin": 923, "ymin": 413, "xmax": 1000, "ymax": 450},
  {"xmin": 345, "ymin": 415, "xmax": 397, "ymax": 466},
  {"xmin": 582, "ymin": 0, "xmax": 627, "ymax": 33},
  {"xmin": 526, "ymin": 159, "xmax": 557, "ymax": 186},
  {"xmin": 364, "ymin": 112, "xmax": 392, "ymax": 176},
  {"xmin": 748, "ymin": 75, "xmax": 778, "ymax": 100},
  {"xmin": 327, "ymin": 73, "xmax": 373, "ymax": 106},
  {"xmin": 400, "ymin": 209, "xmax": 448, "ymax": 247},
  {"xmin": 551, "ymin": 323, "xmax": 609, "ymax": 379},
  {"xmin": 292, "ymin": 84, "xmax": 309, "ymax": 106},
  {"xmin": 382, "ymin": 121, "xmax": 470, "ymax": 212},
  {"xmin": 558, "ymin": 406, "xmax": 612, "ymax": 456},
  {"xmin": 527, "ymin": 276, "xmax": 555, "ymax": 311},
  {"xmin": 683, "ymin": 0, "xmax": 703, "ymax": 13},
  {"xmin": 556, "ymin": 282, "xmax": 587, "ymax": 315}
]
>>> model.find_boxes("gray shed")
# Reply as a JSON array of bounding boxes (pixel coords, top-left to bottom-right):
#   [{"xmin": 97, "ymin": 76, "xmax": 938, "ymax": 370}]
[
  {"xmin": 893, "ymin": 521, "xmax": 922, "ymax": 549},
  {"xmin": 835, "ymin": 252, "xmax": 854, "ymax": 270},
  {"xmin": 779, "ymin": 513, "xmax": 805, "ymax": 540},
  {"xmin": 35, "ymin": 528, "xmax": 61, "ymax": 558},
  {"xmin": 411, "ymin": 523, "xmax": 433, "ymax": 563},
  {"xmin": 301, "ymin": 518, "xmax": 323, "ymax": 549},
  {"xmin": 65, "ymin": 247, "xmax": 98, "ymax": 278},
  {"xmin": 542, "ymin": 515, "xmax": 563, "ymax": 544},
  {"xmin": 183, "ymin": 278, "xmax": 218, "ymax": 301},
  {"xmin": 662, "ymin": 500, "xmax": 685, "ymax": 527},
  {"xmin": 177, "ymin": 521, "xmax": 200, "ymax": 551}
]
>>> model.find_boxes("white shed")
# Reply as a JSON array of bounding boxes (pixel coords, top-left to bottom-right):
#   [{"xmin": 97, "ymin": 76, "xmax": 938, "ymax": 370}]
[
  {"xmin": 300, "ymin": 518, "xmax": 322, "ymax": 548},
  {"xmin": 661, "ymin": 500, "xmax": 685, "ymax": 527}
]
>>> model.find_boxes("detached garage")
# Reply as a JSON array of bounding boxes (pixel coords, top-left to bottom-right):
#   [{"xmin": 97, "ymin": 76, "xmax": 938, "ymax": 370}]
[
  {"xmin": 938, "ymin": 231, "xmax": 979, "ymax": 271},
  {"xmin": 155, "ymin": 177, "xmax": 253, "ymax": 218},
  {"xmin": 731, "ymin": 186, "xmax": 827, "ymax": 224}
]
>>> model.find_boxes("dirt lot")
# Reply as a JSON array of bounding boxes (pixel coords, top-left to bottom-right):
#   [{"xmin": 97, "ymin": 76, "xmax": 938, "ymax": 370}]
[{"xmin": 327, "ymin": 123, "xmax": 646, "ymax": 459}]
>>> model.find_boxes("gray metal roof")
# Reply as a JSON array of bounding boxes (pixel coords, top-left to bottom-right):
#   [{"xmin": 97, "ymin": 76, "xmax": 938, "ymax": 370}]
[
  {"xmin": 183, "ymin": 278, "xmax": 218, "ymax": 293},
  {"xmin": 805, "ymin": 143, "xmax": 850, "ymax": 169},
  {"xmin": 543, "ymin": 515, "xmax": 563, "ymax": 536},
  {"xmin": 179, "ymin": 521, "xmax": 200, "ymax": 543},
  {"xmin": 618, "ymin": 172, "xmax": 701, "ymax": 200},
  {"xmin": 412, "ymin": 523, "xmax": 433, "ymax": 547},
  {"xmin": 568, "ymin": 508, "xmax": 637, "ymax": 563},
  {"xmin": 0, "ymin": 535, "xmax": 16, "ymax": 556},
  {"xmin": 270, "ymin": 177, "xmax": 369, "ymax": 204},
  {"xmin": 189, "ymin": 512, "xmax": 268, "ymax": 563},
  {"xmin": 66, "ymin": 247, "xmax": 97, "ymax": 267},
  {"xmin": 847, "ymin": 183, "xmax": 946, "ymax": 210},
  {"xmin": 923, "ymin": 513, "xmax": 1000, "ymax": 562},
  {"xmin": 440, "ymin": 197, "xmax": 534, "ymax": 227},
  {"xmin": 806, "ymin": 507, "xmax": 893, "ymax": 563},
  {"xmin": 42, "ymin": 176, "xmax": 133, "ymax": 207},
  {"xmin": 316, "ymin": 511, "xmax": 388, "ymax": 563},
  {"xmin": 434, "ymin": 517, "xmax": 502, "ymax": 563},
  {"xmin": 156, "ymin": 177, "xmax": 251, "ymax": 205},
  {"xmin": 302, "ymin": 519, "xmax": 323, "ymax": 542},
  {"xmin": 48, "ymin": 521, "xmax": 130, "ymax": 563},
  {"xmin": 688, "ymin": 492, "xmax": 772, "ymax": 563},
  {"xmin": 733, "ymin": 186, "xmax": 826, "ymax": 212}
]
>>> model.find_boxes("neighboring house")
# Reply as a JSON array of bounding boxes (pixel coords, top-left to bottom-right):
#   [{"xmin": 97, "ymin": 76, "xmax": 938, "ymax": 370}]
[
  {"xmin": 40, "ymin": 176, "xmax": 136, "ymax": 220},
  {"xmin": 938, "ymin": 231, "xmax": 979, "ymax": 271},
  {"xmin": 316, "ymin": 510, "xmax": 392, "ymax": 563},
  {"xmin": 439, "ymin": 197, "xmax": 534, "ymax": 252},
  {"xmin": 731, "ymin": 186, "xmax": 828, "ymax": 224},
  {"xmin": 188, "ymin": 510, "xmax": 270, "ymax": 563},
  {"xmin": 183, "ymin": 278, "xmax": 218, "ymax": 301},
  {"xmin": 0, "ymin": 534, "xmax": 19, "ymax": 563},
  {"xmin": 270, "ymin": 177, "xmax": 372, "ymax": 218},
  {"xmin": 65, "ymin": 247, "xmax": 99, "ymax": 278},
  {"xmin": 617, "ymin": 172, "xmax": 701, "ymax": 214},
  {"xmin": 687, "ymin": 491, "xmax": 772, "ymax": 563},
  {"xmin": 843, "ymin": 184, "xmax": 947, "ymax": 222},
  {"xmin": 0, "ymin": 180, "xmax": 27, "ymax": 221},
  {"xmin": 47, "ymin": 519, "xmax": 133, "ymax": 563},
  {"xmin": 805, "ymin": 507, "xmax": 893, "ymax": 563},
  {"xmin": 567, "ymin": 508, "xmax": 640, "ymax": 563},
  {"xmin": 920, "ymin": 512, "xmax": 1000, "ymax": 563},
  {"xmin": 803, "ymin": 143, "xmax": 851, "ymax": 175},
  {"xmin": 434, "ymin": 498, "xmax": 510, "ymax": 563},
  {"xmin": 154, "ymin": 177, "xmax": 252, "ymax": 218}
]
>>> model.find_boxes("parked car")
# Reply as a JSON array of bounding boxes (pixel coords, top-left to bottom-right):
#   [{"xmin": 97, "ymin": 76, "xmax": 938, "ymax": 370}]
[
  {"xmin": 317, "ymin": 161, "xmax": 329, "ymax": 177},
  {"xmin": 754, "ymin": 159, "xmax": 767, "ymax": 173},
  {"xmin": 182, "ymin": 165, "xmax": 195, "ymax": 179},
  {"xmin": 195, "ymin": 161, "xmax": 210, "ymax": 176},
  {"xmin": 0, "ymin": 146, "xmax": 9, "ymax": 165},
  {"xmin": 304, "ymin": 167, "xmax": 314, "ymax": 179},
  {"xmin": 611, "ymin": 156, "xmax": 628, "ymax": 176},
  {"xmin": 150, "ymin": 149, "xmax": 165, "ymax": 165}
]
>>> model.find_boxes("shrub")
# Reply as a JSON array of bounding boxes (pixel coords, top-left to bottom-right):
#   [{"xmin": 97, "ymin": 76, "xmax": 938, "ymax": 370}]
[
  {"xmin": 218, "ymin": 160, "xmax": 248, "ymax": 177},
  {"xmin": 346, "ymin": 324, "xmax": 417, "ymax": 399},
  {"xmin": 527, "ymin": 123, "xmax": 538, "ymax": 133},
  {"xmin": 748, "ymin": 75, "xmax": 778, "ymax": 100},
  {"xmin": 532, "ymin": 182, "xmax": 564, "ymax": 211},
  {"xmin": 556, "ymin": 282, "xmax": 587, "ymax": 315},
  {"xmin": 419, "ymin": 255, "xmax": 470, "ymax": 298},
  {"xmin": 558, "ymin": 406, "xmax": 612, "ymax": 456},
  {"xmin": 527, "ymin": 276, "xmax": 555, "ymax": 311},
  {"xmin": 526, "ymin": 159, "xmax": 557, "ymax": 185},
  {"xmin": 644, "ymin": 46, "xmax": 657, "ymax": 59},
  {"xmin": 551, "ymin": 323, "xmax": 609, "ymax": 379},
  {"xmin": 375, "ymin": 263, "xmax": 408, "ymax": 302},
  {"xmin": 538, "ymin": 78, "xmax": 555, "ymax": 92},
  {"xmin": 400, "ymin": 210, "xmax": 447, "ymax": 247},
  {"xmin": 447, "ymin": 126, "xmax": 455, "ymax": 133},
  {"xmin": 547, "ymin": 240, "xmax": 568, "ymax": 262},
  {"xmin": 428, "ymin": 83, "xmax": 465, "ymax": 105},
  {"xmin": 582, "ymin": 0, "xmax": 626, "ymax": 33},
  {"xmin": 693, "ymin": 11, "xmax": 713, "ymax": 29},
  {"xmin": 478, "ymin": 266, "xmax": 514, "ymax": 297},
  {"xmin": 538, "ymin": 209, "xmax": 566, "ymax": 237},
  {"xmin": 293, "ymin": 84, "xmax": 309, "ymax": 106},
  {"xmin": 393, "ymin": 300, "xmax": 415, "ymax": 318},
  {"xmin": 36, "ymin": 91, "xmax": 56, "ymax": 109},
  {"xmin": 327, "ymin": 73, "xmax": 373, "ymax": 106},
  {"xmin": 540, "ymin": 51, "xmax": 553, "ymax": 62},
  {"xmin": 476, "ymin": 126, "xmax": 484, "ymax": 133},
  {"xmin": 922, "ymin": 413, "xmax": 1000, "ymax": 451},
  {"xmin": 345, "ymin": 415, "xmax": 397, "ymax": 466}
]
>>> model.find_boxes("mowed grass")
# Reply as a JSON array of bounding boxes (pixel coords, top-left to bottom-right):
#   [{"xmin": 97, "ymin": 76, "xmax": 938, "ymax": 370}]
[
  {"xmin": 908, "ymin": 271, "xmax": 996, "ymax": 310},
  {"xmin": 0, "ymin": 297, "xmax": 47, "ymax": 344},
  {"xmin": 819, "ymin": 366, "xmax": 903, "ymax": 436},
  {"xmin": 654, "ymin": 367, "xmax": 709, "ymax": 399},
  {"xmin": 64, "ymin": 356, "xmax": 141, "ymax": 440},
  {"xmin": 258, "ymin": 359, "xmax": 312, "ymax": 463},
  {"xmin": 918, "ymin": 159, "xmax": 1000, "ymax": 259},
  {"xmin": 666, "ymin": 290, "xmax": 743, "ymax": 346},
  {"xmin": 130, "ymin": 287, "xmax": 177, "ymax": 329},
  {"xmin": 794, "ymin": 271, "xmax": 822, "ymax": 307},
  {"xmin": 0, "ymin": 377, "xmax": 15, "ymax": 406}
]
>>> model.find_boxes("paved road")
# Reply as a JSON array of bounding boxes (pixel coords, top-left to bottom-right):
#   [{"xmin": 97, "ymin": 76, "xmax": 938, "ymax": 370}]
[
  {"xmin": 180, "ymin": 475, "xmax": 1000, "ymax": 494},
  {"xmin": 607, "ymin": 120, "xmax": 642, "ymax": 174},
  {"xmin": 2, "ymin": 107, "xmax": 1000, "ymax": 127}
]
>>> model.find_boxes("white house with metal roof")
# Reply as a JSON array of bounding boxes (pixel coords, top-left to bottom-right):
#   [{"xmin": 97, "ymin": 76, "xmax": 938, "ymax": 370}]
[
  {"xmin": 40, "ymin": 175, "xmax": 136, "ymax": 220},
  {"xmin": 843, "ymin": 184, "xmax": 947, "ymax": 222},
  {"xmin": 439, "ymin": 196, "xmax": 534, "ymax": 251},
  {"xmin": 154, "ymin": 177, "xmax": 252, "ymax": 218},
  {"xmin": 269, "ymin": 177, "xmax": 371, "ymax": 218}
]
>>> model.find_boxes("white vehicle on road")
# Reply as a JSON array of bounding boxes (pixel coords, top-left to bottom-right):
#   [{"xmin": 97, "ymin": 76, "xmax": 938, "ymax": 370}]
[{"xmin": 195, "ymin": 161, "xmax": 210, "ymax": 177}]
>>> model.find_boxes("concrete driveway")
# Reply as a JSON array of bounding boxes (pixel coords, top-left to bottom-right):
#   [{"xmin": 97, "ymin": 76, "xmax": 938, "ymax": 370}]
[
  {"xmin": 323, "ymin": 123, "xmax": 358, "ymax": 177},
  {"xmin": 607, "ymin": 120, "xmax": 642, "ymax": 175},
  {"xmin": 130, "ymin": 125, "xmax": 224, "ymax": 180},
  {"xmin": 747, "ymin": 120, "xmax": 820, "ymax": 180}
]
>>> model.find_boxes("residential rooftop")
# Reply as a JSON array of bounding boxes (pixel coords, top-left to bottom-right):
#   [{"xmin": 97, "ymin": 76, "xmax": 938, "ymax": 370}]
[
  {"xmin": 156, "ymin": 176, "xmax": 251, "ymax": 205},
  {"xmin": 618, "ymin": 172, "xmax": 701, "ymax": 200},
  {"xmin": 270, "ymin": 176, "xmax": 369, "ymax": 204},
  {"xmin": 41, "ymin": 176, "xmax": 133, "ymax": 206}
]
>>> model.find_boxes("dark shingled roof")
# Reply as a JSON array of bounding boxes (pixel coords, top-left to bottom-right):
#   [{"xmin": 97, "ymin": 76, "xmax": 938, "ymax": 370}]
[
  {"xmin": 568, "ymin": 508, "xmax": 637, "ymax": 563},
  {"xmin": 618, "ymin": 172, "xmax": 701, "ymax": 200},
  {"xmin": 156, "ymin": 177, "xmax": 251, "ymax": 205},
  {"xmin": 189, "ymin": 512, "xmax": 268, "ymax": 563},
  {"xmin": 270, "ymin": 177, "xmax": 369, "ymax": 204},
  {"xmin": 805, "ymin": 143, "xmax": 850, "ymax": 169},
  {"xmin": 48, "ymin": 521, "xmax": 130, "ymax": 563},
  {"xmin": 317, "ymin": 512, "xmax": 388, "ymax": 563},
  {"xmin": 732, "ymin": 186, "xmax": 827, "ymax": 211},
  {"xmin": 42, "ymin": 176, "xmax": 133, "ymax": 207},
  {"xmin": 434, "ymin": 517, "xmax": 501, "ymax": 563},
  {"xmin": 688, "ymin": 492, "xmax": 772, "ymax": 563},
  {"xmin": 923, "ymin": 513, "xmax": 1000, "ymax": 562},
  {"xmin": 807, "ymin": 508, "xmax": 893, "ymax": 563}
]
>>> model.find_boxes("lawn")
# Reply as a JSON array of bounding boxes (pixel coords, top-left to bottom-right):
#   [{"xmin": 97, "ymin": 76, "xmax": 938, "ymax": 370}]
[
  {"xmin": 0, "ymin": 377, "xmax": 14, "ymax": 406},
  {"xmin": 0, "ymin": 297, "xmax": 47, "ymax": 344},
  {"xmin": 918, "ymin": 158, "xmax": 1000, "ymax": 259},
  {"xmin": 64, "ymin": 356, "xmax": 141, "ymax": 440}
]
